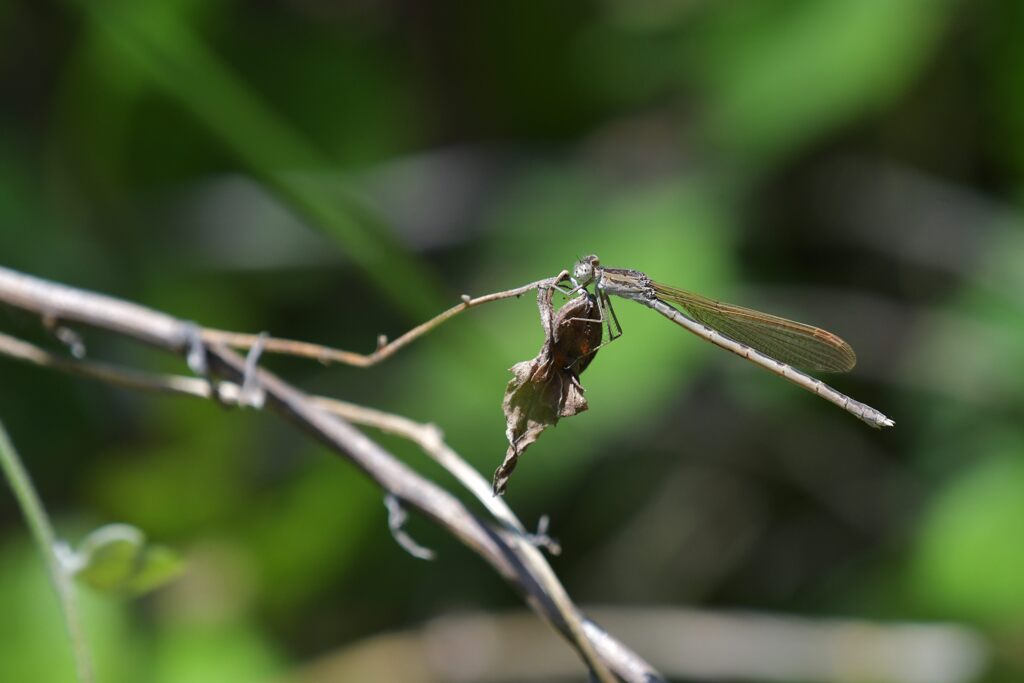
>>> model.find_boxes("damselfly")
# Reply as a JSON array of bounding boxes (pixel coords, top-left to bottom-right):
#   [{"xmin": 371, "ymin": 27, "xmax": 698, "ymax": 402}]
[{"xmin": 566, "ymin": 255, "xmax": 893, "ymax": 428}]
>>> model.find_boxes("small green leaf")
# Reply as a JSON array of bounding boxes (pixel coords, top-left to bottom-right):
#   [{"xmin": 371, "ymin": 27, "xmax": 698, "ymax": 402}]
[{"xmin": 70, "ymin": 524, "xmax": 183, "ymax": 596}]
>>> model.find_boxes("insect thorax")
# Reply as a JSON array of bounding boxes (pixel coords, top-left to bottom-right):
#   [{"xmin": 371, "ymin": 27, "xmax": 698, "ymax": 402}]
[{"xmin": 597, "ymin": 267, "xmax": 655, "ymax": 300}]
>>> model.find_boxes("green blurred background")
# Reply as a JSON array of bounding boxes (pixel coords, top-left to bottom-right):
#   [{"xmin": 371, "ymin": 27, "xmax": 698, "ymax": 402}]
[{"xmin": 2, "ymin": 1, "xmax": 1023, "ymax": 681}]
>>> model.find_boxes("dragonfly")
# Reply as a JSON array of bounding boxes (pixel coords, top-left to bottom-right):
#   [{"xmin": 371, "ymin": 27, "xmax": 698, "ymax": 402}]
[{"xmin": 565, "ymin": 255, "xmax": 893, "ymax": 428}]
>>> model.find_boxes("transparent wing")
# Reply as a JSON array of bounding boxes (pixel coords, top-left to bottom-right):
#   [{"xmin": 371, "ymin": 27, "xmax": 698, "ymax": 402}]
[{"xmin": 652, "ymin": 282, "xmax": 857, "ymax": 373}]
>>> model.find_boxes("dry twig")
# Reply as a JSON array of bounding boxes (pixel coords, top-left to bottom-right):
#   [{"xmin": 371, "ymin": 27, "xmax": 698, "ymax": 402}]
[
  {"xmin": 0, "ymin": 265, "xmax": 657, "ymax": 683},
  {"xmin": 200, "ymin": 274, "xmax": 570, "ymax": 366}
]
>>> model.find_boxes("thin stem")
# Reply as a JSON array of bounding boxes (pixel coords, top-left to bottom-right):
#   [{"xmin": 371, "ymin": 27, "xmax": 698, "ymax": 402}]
[
  {"xmin": 0, "ymin": 332, "xmax": 610, "ymax": 681},
  {"xmin": 0, "ymin": 329, "xmax": 539, "ymax": 535},
  {"xmin": 306, "ymin": 398, "xmax": 606, "ymax": 680},
  {"xmin": 0, "ymin": 421, "xmax": 94, "ymax": 683},
  {"xmin": 0, "ymin": 265, "xmax": 661, "ymax": 681},
  {"xmin": 200, "ymin": 273, "xmax": 571, "ymax": 367},
  {"xmin": 204, "ymin": 344, "xmax": 624, "ymax": 683}
]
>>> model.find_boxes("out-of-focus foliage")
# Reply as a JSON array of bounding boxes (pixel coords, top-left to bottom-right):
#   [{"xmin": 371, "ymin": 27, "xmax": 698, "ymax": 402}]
[
  {"xmin": 1, "ymin": 0, "xmax": 1022, "ymax": 681},
  {"xmin": 68, "ymin": 523, "xmax": 183, "ymax": 596}
]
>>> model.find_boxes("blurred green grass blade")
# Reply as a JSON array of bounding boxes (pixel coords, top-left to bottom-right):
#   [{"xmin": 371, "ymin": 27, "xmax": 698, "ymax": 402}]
[
  {"xmin": 71, "ymin": 0, "xmax": 444, "ymax": 319},
  {"xmin": 0, "ymin": 420, "xmax": 94, "ymax": 683}
]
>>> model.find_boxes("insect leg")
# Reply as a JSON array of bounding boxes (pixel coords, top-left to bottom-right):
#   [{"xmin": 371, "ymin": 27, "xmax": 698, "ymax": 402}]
[{"xmin": 603, "ymin": 289, "xmax": 623, "ymax": 341}]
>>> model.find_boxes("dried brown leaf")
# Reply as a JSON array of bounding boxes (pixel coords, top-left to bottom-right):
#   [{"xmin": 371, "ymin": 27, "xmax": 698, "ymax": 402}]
[{"xmin": 494, "ymin": 289, "xmax": 603, "ymax": 495}]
